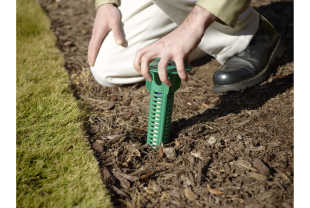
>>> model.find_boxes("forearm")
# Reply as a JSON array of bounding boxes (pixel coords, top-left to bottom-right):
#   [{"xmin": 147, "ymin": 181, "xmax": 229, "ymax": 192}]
[
  {"xmin": 182, "ymin": 5, "xmax": 218, "ymax": 41},
  {"xmin": 196, "ymin": 0, "xmax": 251, "ymax": 28}
]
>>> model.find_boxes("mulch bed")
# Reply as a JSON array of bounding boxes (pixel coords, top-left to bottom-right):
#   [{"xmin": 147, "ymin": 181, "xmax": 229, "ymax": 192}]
[{"xmin": 39, "ymin": 0, "xmax": 294, "ymax": 207}]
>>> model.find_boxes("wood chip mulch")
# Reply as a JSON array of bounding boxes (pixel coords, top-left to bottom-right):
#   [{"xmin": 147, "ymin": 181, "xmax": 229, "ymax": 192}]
[{"xmin": 39, "ymin": 0, "xmax": 294, "ymax": 207}]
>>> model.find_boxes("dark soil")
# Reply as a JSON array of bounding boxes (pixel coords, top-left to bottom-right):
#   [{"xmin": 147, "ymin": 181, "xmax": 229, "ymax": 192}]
[{"xmin": 39, "ymin": 0, "xmax": 294, "ymax": 207}]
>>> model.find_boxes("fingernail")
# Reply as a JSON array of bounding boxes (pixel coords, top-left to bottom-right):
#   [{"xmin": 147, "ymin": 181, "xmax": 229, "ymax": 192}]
[
  {"xmin": 147, "ymin": 79, "xmax": 152, "ymax": 82},
  {"xmin": 116, "ymin": 39, "xmax": 122, "ymax": 45}
]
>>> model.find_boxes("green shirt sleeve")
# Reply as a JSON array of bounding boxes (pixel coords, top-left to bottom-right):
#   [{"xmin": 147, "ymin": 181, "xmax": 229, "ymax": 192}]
[
  {"xmin": 95, "ymin": 0, "xmax": 120, "ymax": 9},
  {"xmin": 196, "ymin": 0, "xmax": 252, "ymax": 28}
]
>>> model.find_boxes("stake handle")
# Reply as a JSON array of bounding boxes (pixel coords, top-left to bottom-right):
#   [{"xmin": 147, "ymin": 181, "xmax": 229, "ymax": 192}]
[{"xmin": 146, "ymin": 58, "xmax": 192, "ymax": 148}]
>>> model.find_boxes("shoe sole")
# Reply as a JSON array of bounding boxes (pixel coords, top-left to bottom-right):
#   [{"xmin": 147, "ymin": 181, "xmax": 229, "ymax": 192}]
[{"xmin": 212, "ymin": 36, "xmax": 285, "ymax": 93}]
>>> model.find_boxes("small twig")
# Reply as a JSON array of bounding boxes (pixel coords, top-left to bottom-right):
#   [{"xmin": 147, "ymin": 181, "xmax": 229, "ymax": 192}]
[
  {"xmin": 130, "ymin": 83, "xmax": 138, "ymax": 90},
  {"xmin": 197, "ymin": 159, "xmax": 202, "ymax": 186},
  {"xmin": 163, "ymin": 141, "xmax": 175, "ymax": 147},
  {"xmin": 80, "ymin": 95, "xmax": 103, "ymax": 103},
  {"xmin": 129, "ymin": 163, "xmax": 152, "ymax": 176}
]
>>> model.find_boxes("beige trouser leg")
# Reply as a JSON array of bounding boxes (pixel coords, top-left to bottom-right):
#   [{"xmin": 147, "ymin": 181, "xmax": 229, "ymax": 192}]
[{"xmin": 91, "ymin": 0, "xmax": 258, "ymax": 87}]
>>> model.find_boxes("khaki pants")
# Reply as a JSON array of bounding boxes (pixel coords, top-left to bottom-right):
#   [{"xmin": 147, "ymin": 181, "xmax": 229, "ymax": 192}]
[{"xmin": 91, "ymin": 0, "xmax": 258, "ymax": 87}]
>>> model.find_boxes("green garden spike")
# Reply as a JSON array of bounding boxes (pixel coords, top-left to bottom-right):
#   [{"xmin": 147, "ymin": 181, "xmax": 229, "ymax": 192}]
[{"xmin": 145, "ymin": 58, "xmax": 192, "ymax": 148}]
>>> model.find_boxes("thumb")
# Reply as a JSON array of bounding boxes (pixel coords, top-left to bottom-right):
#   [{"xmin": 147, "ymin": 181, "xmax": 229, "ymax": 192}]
[{"xmin": 111, "ymin": 22, "xmax": 124, "ymax": 45}]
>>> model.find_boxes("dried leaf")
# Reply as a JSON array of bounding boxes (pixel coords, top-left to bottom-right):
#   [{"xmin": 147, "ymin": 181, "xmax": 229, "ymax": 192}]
[
  {"xmin": 64, "ymin": 41, "xmax": 73, "ymax": 47},
  {"xmin": 186, "ymin": 103, "xmax": 197, "ymax": 111},
  {"xmin": 163, "ymin": 147, "xmax": 176, "ymax": 159},
  {"xmin": 168, "ymin": 189, "xmax": 180, "ymax": 198},
  {"xmin": 95, "ymin": 139, "xmax": 104, "ymax": 145},
  {"xmin": 158, "ymin": 146, "xmax": 164, "ymax": 159},
  {"xmin": 123, "ymin": 97, "xmax": 132, "ymax": 106},
  {"xmin": 113, "ymin": 150, "xmax": 119, "ymax": 157},
  {"xmin": 130, "ymin": 163, "xmax": 151, "ymax": 176},
  {"xmin": 190, "ymin": 151, "xmax": 204, "ymax": 160},
  {"xmin": 224, "ymin": 163, "xmax": 231, "ymax": 172},
  {"xmin": 230, "ymin": 159, "xmax": 257, "ymax": 172},
  {"xmin": 70, "ymin": 74, "xmax": 78, "ymax": 79},
  {"xmin": 66, "ymin": 145, "xmax": 73, "ymax": 151},
  {"xmin": 130, "ymin": 147, "xmax": 141, "ymax": 157},
  {"xmin": 106, "ymin": 136, "xmax": 126, "ymax": 145},
  {"xmin": 110, "ymin": 185, "xmax": 131, "ymax": 201},
  {"xmin": 225, "ymin": 152, "xmax": 235, "ymax": 161},
  {"xmin": 107, "ymin": 135, "xmax": 122, "ymax": 140},
  {"xmin": 111, "ymin": 95, "xmax": 117, "ymax": 101},
  {"xmin": 113, "ymin": 172, "xmax": 131, "ymax": 189},
  {"xmin": 106, "ymin": 101, "xmax": 115, "ymax": 110},
  {"xmin": 140, "ymin": 171, "xmax": 154, "ymax": 182},
  {"xmin": 206, "ymin": 184, "xmax": 224, "ymax": 195},
  {"xmin": 123, "ymin": 91, "xmax": 130, "ymax": 99},
  {"xmin": 281, "ymin": 173, "xmax": 291, "ymax": 182},
  {"xmin": 184, "ymin": 189, "xmax": 198, "ymax": 201},
  {"xmin": 113, "ymin": 172, "xmax": 139, "ymax": 182},
  {"xmin": 92, "ymin": 142, "xmax": 103, "ymax": 153},
  {"xmin": 253, "ymin": 158, "xmax": 270, "ymax": 176},
  {"xmin": 123, "ymin": 161, "xmax": 133, "ymax": 168},
  {"xmin": 126, "ymin": 147, "xmax": 141, "ymax": 162},
  {"xmin": 103, "ymin": 166, "xmax": 116, "ymax": 185},
  {"xmin": 208, "ymin": 136, "xmax": 217, "ymax": 145},
  {"xmin": 250, "ymin": 146, "xmax": 266, "ymax": 151},
  {"xmin": 185, "ymin": 179, "xmax": 192, "ymax": 186},
  {"xmin": 210, "ymin": 97, "xmax": 221, "ymax": 105},
  {"xmin": 248, "ymin": 172, "xmax": 268, "ymax": 181},
  {"xmin": 124, "ymin": 113, "xmax": 133, "ymax": 120}
]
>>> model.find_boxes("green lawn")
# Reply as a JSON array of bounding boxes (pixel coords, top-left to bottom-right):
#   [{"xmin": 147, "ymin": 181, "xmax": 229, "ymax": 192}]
[{"xmin": 16, "ymin": 0, "xmax": 111, "ymax": 207}]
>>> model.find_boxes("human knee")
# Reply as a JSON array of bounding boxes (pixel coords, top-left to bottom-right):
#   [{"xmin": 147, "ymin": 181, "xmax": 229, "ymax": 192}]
[{"xmin": 90, "ymin": 66, "xmax": 117, "ymax": 87}]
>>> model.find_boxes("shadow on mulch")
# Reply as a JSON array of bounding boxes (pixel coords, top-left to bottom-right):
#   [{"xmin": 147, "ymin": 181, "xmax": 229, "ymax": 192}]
[{"xmin": 171, "ymin": 73, "xmax": 294, "ymax": 140}]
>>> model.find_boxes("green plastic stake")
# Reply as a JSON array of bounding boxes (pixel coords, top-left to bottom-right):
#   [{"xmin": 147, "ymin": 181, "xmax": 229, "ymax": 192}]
[{"xmin": 145, "ymin": 58, "xmax": 192, "ymax": 148}]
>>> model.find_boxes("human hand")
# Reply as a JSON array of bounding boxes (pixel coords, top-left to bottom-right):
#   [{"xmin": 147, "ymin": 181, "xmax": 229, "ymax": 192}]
[
  {"xmin": 133, "ymin": 5, "xmax": 217, "ymax": 86},
  {"xmin": 88, "ymin": 4, "xmax": 124, "ymax": 66}
]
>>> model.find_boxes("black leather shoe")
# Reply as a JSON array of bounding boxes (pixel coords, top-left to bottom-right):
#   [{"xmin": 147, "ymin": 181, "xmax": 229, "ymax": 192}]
[{"xmin": 212, "ymin": 15, "xmax": 284, "ymax": 93}]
